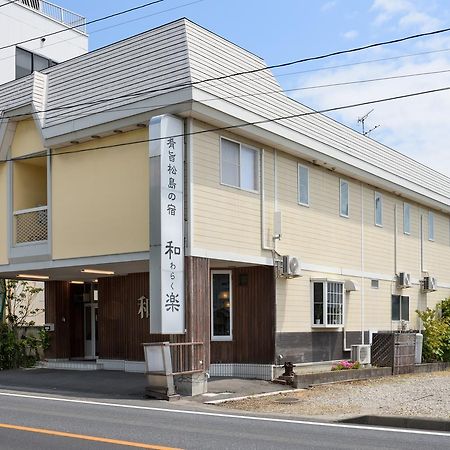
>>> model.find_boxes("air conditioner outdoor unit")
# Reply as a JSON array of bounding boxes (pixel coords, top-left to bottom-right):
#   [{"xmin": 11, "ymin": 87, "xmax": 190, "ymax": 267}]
[
  {"xmin": 281, "ymin": 255, "xmax": 301, "ymax": 278},
  {"xmin": 397, "ymin": 272, "xmax": 411, "ymax": 289},
  {"xmin": 422, "ymin": 276, "xmax": 437, "ymax": 293},
  {"xmin": 351, "ymin": 344, "xmax": 371, "ymax": 365}
]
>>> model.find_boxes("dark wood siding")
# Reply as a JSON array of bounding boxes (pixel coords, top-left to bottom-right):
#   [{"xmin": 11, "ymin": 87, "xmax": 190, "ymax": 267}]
[
  {"xmin": 98, "ymin": 257, "xmax": 211, "ymax": 365},
  {"xmin": 211, "ymin": 266, "xmax": 275, "ymax": 364},
  {"xmin": 45, "ymin": 281, "xmax": 71, "ymax": 359}
]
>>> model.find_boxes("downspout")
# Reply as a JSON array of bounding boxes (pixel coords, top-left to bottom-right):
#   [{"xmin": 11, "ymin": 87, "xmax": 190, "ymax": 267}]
[
  {"xmin": 394, "ymin": 204, "xmax": 398, "ymax": 278},
  {"xmin": 360, "ymin": 182, "xmax": 365, "ymax": 346},
  {"xmin": 420, "ymin": 213, "xmax": 424, "ymax": 273}
]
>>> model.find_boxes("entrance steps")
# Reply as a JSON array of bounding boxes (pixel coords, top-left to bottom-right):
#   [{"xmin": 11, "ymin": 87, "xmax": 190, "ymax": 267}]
[{"xmin": 38, "ymin": 359, "xmax": 104, "ymax": 371}]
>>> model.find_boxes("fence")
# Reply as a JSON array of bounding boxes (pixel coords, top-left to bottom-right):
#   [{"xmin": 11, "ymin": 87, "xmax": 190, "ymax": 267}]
[
  {"xmin": 19, "ymin": 0, "xmax": 86, "ymax": 32},
  {"xmin": 14, "ymin": 206, "xmax": 48, "ymax": 244},
  {"xmin": 371, "ymin": 332, "xmax": 416, "ymax": 375},
  {"xmin": 169, "ymin": 342, "xmax": 204, "ymax": 375}
]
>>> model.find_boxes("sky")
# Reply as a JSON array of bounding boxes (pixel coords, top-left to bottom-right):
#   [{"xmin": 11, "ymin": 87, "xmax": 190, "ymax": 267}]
[{"xmin": 53, "ymin": 0, "xmax": 450, "ymax": 175}]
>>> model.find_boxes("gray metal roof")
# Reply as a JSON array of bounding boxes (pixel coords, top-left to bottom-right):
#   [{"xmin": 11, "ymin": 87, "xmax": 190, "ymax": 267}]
[{"xmin": 0, "ymin": 18, "xmax": 449, "ymax": 205}]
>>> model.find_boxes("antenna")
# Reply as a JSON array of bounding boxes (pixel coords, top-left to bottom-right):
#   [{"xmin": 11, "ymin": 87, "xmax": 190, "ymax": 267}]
[{"xmin": 357, "ymin": 109, "xmax": 380, "ymax": 136}]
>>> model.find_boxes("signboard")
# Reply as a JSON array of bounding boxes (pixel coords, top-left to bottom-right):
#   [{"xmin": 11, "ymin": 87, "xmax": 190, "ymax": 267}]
[{"xmin": 149, "ymin": 115, "xmax": 185, "ymax": 334}]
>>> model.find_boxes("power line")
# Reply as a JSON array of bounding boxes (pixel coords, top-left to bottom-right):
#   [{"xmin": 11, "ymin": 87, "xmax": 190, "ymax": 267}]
[
  {"xmin": 7, "ymin": 83, "xmax": 450, "ymax": 164},
  {"xmin": 2, "ymin": 17, "xmax": 450, "ymax": 123},
  {"xmin": 0, "ymin": 0, "xmax": 20, "ymax": 9},
  {"xmin": 2, "ymin": 65, "xmax": 450, "ymax": 124},
  {"xmin": 0, "ymin": 0, "xmax": 205, "ymax": 66},
  {"xmin": 0, "ymin": 0, "xmax": 166, "ymax": 51}
]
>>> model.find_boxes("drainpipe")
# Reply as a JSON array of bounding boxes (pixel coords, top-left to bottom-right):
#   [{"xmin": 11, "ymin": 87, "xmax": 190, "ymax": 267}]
[
  {"xmin": 360, "ymin": 182, "xmax": 365, "ymax": 345},
  {"xmin": 420, "ymin": 213, "xmax": 424, "ymax": 273},
  {"xmin": 394, "ymin": 204, "xmax": 398, "ymax": 277}
]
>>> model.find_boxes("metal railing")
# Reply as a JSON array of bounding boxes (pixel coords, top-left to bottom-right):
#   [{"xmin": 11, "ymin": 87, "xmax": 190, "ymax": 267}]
[
  {"xmin": 19, "ymin": 0, "xmax": 86, "ymax": 33},
  {"xmin": 169, "ymin": 342, "xmax": 205, "ymax": 376},
  {"xmin": 14, "ymin": 206, "xmax": 48, "ymax": 245}
]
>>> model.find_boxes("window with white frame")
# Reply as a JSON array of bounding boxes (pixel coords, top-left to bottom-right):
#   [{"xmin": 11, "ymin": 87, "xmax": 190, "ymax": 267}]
[
  {"xmin": 211, "ymin": 270, "xmax": 232, "ymax": 340},
  {"xmin": 220, "ymin": 138, "xmax": 258, "ymax": 192},
  {"xmin": 340, "ymin": 179, "xmax": 349, "ymax": 217},
  {"xmin": 374, "ymin": 191, "xmax": 383, "ymax": 226},
  {"xmin": 312, "ymin": 280, "xmax": 344, "ymax": 326},
  {"xmin": 391, "ymin": 295, "xmax": 409, "ymax": 321},
  {"xmin": 298, "ymin": 164, "xmax": 309, "ymax": 206},
  {"xmin": 428, "ymin": 211, "xmax": 435, "ymax": 241},
  {"xmin": 403, "ymin": 202, "xmax": 411, "ymax": 235}
]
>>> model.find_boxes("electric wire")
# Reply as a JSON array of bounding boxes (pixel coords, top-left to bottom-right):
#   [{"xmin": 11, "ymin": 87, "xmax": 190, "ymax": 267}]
[
  {"xmin": 2, "ymin": 65, "xmax": 450, "ymax": 124},
  {"xmin": 0, "ymin": 0, "xmax": 205, "ymax": 66},
  {"xmin": 0, "ymin": 0, "xmax": 20, "ymax": 9},
  {"xmin": 6, "ymin": 83, "xmax": 450, "ymax": 165},
  {"xmin": 0, "ymin": 0, "xmax": 166, "ymax": 51}
]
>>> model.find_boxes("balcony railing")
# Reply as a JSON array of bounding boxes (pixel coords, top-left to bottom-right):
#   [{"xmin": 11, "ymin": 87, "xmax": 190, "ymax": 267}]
[
  {"xmin": 14, "ymin": 206, "xmax": 48, "ymax": 245},
  {"xmin": 19, "ymin": 0, "xmax": 86, "ymax": 33}
]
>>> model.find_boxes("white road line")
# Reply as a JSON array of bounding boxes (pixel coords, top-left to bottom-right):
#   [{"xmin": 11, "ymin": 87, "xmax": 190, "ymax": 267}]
[{"xmin": 0, "ymin": 390, "xmax": 449, "ymax": 438}]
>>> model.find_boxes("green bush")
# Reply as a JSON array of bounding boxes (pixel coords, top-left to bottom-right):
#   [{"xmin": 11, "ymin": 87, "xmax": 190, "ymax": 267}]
[
  {"xmin": 0, "ymin": 280, "xmax": 50, "ymax": 370},
  {"xmin": 417, "ymin": 298, "xmax": 450, "ymax": 362}
]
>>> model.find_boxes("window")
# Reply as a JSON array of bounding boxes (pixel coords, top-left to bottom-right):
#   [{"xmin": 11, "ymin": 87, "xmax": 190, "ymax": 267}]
[
  {"xmin": 211, "ymin": 270, "xmax": 232, "ymax": 340},
  {"xmin": 312, "ymin": 280, "xmax": 344, "ymax": 327},
  {"xmin": 391, "ymin": 295, "xmax": 409, "ymax": 321},
  {"xmin": 371, "ymin": 279, "xmax": 379, "ymax": 289},
  {"xmin": 428, "ymin": 211, "xmax": 435, "ymax": 241},
  {"xmin": 298, "ymin": 164, "xmax": 309, "ymax": 206},
  {"xmin": 340, "ymin": 179, "xmax": 349, "ymax": 217},
  {"xmin": 374, "ymin": 191, "xmax": 383, "ymax": 226},
  {"xmin": 220, "ymin": 138, "xmax": 258, "ymax": 192},
  {"xmin": 403, "ymin": 203, "xmax": 411, "ymax": 235},
  {"xmin": 15, "ymin": 47, "xmax": 56, "ymax": 80}
]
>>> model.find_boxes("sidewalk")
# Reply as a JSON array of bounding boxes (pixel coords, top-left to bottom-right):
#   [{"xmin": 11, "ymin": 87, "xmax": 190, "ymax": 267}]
[{"xmin": 0, "ymin": 368, "xmax": 291, "ymax": 401}]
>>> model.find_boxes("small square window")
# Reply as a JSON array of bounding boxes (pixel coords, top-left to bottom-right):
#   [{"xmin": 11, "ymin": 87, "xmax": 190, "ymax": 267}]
[
  {"xmin": 220, "ymin": 138, "xmax": 258, "ymax": 192},
  {"xmin": 392, "ymin": 295, "xmax": 409, "ymax": 321},
  {"xmin": 312, "ymin": 280, "xmax": 344, "ymax": 327},
  {"xmin": 371, "ymin": 279, "xmax": 379, "ymax": 289}
]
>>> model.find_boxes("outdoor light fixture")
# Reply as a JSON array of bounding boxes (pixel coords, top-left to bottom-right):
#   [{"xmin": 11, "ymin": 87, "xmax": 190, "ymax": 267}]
[
  {"xmin": 17, "ymin": 274, "xmax": 49, "ymax": 280},
  {"xmin": 81, "ymin": 269, "xmax": 115, "ymax": 275},
  {"xmin": 70, "ymin": 281, "xmax": 84, "ymax": 285}
]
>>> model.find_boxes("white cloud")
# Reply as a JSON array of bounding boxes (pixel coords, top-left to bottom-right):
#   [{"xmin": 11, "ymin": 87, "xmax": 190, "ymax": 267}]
[
  {"xmin": 371, "ymin": 0, "xmax": 441, "ymax": 30},
  {"xmin": 321, "ymin": 1, "xmax": 337, "ymax": 12},
  {"xmin": 285, "ymin": 1, "xmax": 450, "ymax": 175},
  {"xmin": 291, "ymin": 54, "xmax": 450, "ymax": 175},
  {"xmin": 342, "ymin": 30, "xmax": 359, "ymax": 40}
]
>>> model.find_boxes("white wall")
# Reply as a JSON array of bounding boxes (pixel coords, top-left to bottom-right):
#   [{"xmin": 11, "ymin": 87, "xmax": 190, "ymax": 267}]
[{"xmin": 0, "ymin": 0, "xmax": 88, "ymax": 85}]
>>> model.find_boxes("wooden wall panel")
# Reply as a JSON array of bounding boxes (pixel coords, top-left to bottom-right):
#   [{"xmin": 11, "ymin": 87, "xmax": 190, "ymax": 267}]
[
  {"xmin": 45, "ymin": 281, "xmax": 71, "ymax": 359},
  {"xmin": 98, "ymin": 258, "xmax": 210, "ymax": 365},
  {"xmin": 211, "ymin": 266, "xmax": 275, "ymax": 364}
]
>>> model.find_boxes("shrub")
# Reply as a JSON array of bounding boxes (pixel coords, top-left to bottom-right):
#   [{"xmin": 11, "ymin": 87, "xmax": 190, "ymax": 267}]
[
  {"xmin": 0, "ymin": 280, "xmax": 49, "ymax": 370},
  {"xmin": 331, "ymin": 360, "xmax": 361, "ymax": 371},
  {"xmin": 417, "ymin": 298, "xmax": 450, "ymax": 362}
]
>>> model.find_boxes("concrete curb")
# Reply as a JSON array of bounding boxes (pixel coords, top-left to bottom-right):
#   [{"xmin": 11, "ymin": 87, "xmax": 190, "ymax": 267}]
[
  {"xmin": 340, "ymin": 415, "xmax": 450, "ymax": 432},
  {"xmin": 204, "ymin": 388, "xmax": 304, "ymax": 405}
]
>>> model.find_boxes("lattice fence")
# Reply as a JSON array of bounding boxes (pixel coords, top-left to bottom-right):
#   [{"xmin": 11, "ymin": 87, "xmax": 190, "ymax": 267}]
[
  {"xmin": 14, "ymin": 207, "xmax": 48, "ymax": 244},
  {"xmin": 372, "ymin": 332, "xmax": 416, "ymax": 375}
]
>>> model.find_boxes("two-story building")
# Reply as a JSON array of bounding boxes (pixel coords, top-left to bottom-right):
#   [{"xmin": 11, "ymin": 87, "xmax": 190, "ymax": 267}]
[{"xmin": 0, "ymin": 17, "xmax": 448, "ymax": 379}]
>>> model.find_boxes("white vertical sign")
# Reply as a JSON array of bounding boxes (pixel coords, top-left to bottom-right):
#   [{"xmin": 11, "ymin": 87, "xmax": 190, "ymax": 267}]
[{"xmin": 149, "ymin": 115, "xmax": 185, "ymax": 334}]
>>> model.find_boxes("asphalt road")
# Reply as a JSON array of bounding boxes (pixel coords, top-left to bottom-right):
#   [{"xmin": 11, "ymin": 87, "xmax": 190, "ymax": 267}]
[{"xmin": 0, "ymin": 389, "xmax": 449, "ymax": 449}]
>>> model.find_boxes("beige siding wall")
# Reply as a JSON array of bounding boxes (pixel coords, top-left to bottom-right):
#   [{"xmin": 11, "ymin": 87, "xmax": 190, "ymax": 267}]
[
  {"xmin": 10, "ymin": 120, "xmax": 44, "ymax": 158},
  {"xmin": 192, "ymin": 121, "xmax": 450, "ymax": 336},
  {"xmin": 52, "ymin": 129, "xmax": 149, "ymax": 259},
  {"xmin": 13, "ymin": 161, "xmax": 47, "ymax": 211},
  {"xmin": 192, "ymin": 120, "xmax": 274, "ymax": 257},
  {"xmin": 0, "ymin": 163, "xmax": 8, "ymax": 264}
]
